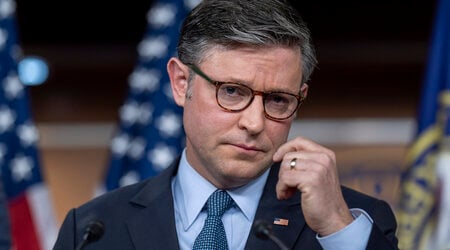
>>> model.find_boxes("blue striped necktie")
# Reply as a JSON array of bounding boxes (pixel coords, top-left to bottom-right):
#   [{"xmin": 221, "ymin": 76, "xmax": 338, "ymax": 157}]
[{"xmin": 193, "ymin": 190, "xmax": 233, "ymax": 250}]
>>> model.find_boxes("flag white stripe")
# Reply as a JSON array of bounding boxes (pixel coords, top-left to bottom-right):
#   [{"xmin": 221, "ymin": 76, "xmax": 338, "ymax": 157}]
[{"xmin": 27, "ymin": 184, "xmax": 58, "ymax": 250}]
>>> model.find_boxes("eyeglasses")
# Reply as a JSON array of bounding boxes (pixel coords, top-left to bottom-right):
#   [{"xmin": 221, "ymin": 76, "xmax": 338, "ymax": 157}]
[{"xmin": 187, "ymin": 64, "xmax": 304, "ymax": 121}]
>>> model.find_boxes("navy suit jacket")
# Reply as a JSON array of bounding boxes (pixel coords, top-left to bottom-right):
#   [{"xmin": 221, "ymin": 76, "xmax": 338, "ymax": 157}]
[{"xmin": 54, "ymin": 160, "xmax": 398, "ymax": 249}]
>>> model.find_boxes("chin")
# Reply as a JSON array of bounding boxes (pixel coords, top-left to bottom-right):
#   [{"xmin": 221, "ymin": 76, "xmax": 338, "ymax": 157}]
[{"xmin": 222, "ymin": 161, "xmax": 269, "ymax": 181}]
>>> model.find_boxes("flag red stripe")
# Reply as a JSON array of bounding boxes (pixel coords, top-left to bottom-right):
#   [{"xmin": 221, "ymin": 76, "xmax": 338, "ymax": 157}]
[{"xmin": 8, "ymin": 194, "xmax": 41, "ymax": 250}]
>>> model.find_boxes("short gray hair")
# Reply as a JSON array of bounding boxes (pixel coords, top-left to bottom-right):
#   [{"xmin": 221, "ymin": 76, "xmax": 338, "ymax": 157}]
[{"xmin": 177, "ymin": 0, "xmax": 317, "ymax": 83}]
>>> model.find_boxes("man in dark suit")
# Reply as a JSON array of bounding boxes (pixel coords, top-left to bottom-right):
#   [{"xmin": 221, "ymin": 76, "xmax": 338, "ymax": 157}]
[{"xmin": 54, "ymin": 0, "xmax": 399, "ymax": 249}]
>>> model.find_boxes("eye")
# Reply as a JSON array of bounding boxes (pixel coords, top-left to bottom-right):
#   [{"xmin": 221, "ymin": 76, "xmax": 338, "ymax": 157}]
[
  {"xmin": 219, "ymin": 83, "xmax": 250, "ymax": 98},
  {"xmin": 265, "ymin": 93, "xmax": 298, "ymax": 116},
  {"xmin": 267, "ymin": 93, "xmax": 290, "ymax": 105},
  {"xmin": 224, "ymin": 85, "xmax": 239, "ymax": 96}
]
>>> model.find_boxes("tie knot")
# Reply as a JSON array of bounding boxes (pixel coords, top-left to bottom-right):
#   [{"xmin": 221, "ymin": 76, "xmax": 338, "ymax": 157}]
[{"xmin": 206, "ymin": 190, "xmax": 233, "ymax": 217}]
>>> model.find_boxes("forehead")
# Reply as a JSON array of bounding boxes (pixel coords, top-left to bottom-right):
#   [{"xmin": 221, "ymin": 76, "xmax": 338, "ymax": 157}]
[
  {"xmin": 200, "ymin": 44, "xmax": 301, "ymax": 63},
  {"xmin": 199, "ymin": 45, "xmax": 303, "ymax": 88}
]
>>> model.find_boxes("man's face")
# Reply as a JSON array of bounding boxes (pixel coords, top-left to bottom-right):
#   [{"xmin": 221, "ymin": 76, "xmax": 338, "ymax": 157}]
[{"xmin": 173, "ymin": 46, "xmax": 305, "ymax": 189}]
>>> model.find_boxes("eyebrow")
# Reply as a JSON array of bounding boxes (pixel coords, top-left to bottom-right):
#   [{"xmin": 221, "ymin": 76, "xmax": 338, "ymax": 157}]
[{"xmin": 190, "ymin": 64, "xmax": 300, "ymax": 95}]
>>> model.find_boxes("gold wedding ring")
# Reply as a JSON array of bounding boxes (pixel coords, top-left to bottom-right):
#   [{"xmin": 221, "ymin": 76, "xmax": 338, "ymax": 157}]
[{"xmin": 290, "ymin": 158, "xmax": 297, "ymax": 170}]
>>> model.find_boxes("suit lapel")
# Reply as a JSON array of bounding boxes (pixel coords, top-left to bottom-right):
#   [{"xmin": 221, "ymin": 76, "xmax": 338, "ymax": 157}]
[
  {"xmin": 245, "ymin": 164, "xmax": 306, "ymax": 250},
  {"xmin": 126, "ymin": 161, "xmax": 181, "ymax": 250}
]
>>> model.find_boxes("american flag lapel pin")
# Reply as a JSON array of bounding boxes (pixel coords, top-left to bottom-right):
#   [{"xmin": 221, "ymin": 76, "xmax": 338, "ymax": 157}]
[{"xmin": 273, "ymin": 218, "xmax": 289, "ymax": 226}]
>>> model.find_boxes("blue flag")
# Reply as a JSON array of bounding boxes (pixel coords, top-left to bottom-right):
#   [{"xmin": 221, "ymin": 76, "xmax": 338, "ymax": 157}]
[
  {"xmin": 397, "ymin": 0, "xmax": 450, "ymax": 249},
  {"xmin": 0, "ymin": 0, "xmax": 57, "ymax": 249},
  {"xmin": 102, "ymin": 0, "xmax": 200, "ymax": 191}
]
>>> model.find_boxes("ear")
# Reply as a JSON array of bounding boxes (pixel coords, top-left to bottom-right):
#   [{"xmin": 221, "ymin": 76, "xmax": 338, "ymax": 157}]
[
  {"xmin": 167, "ymin": 57, "xmax": 190, "ymax": 107},
  {"xmin": 300, "ymin": 83, "xmax": 309, "ymax": 98}
]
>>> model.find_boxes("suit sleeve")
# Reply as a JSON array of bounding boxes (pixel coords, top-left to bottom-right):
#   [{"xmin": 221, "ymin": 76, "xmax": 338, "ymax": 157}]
[
  {"xmin": 53, "ymin": 208, "xmax": 77, "ymax": 250},
  {"xmin": 366, "ymin": 199, "xmax": 399, "ymax": 250}
]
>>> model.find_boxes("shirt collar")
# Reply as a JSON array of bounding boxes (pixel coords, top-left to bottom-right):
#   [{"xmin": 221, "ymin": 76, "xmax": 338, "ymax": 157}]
[{"xmin": 173, "ymin": 149, "xmax": 270, "ymax": 230}]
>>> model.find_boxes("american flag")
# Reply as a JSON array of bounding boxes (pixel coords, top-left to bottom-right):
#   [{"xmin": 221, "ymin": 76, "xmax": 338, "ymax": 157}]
[
  {"xmin": 273, "ymin": 218, "xmax": 289, "ymax": 226},
  {"xmin": 0, "ymin": 0, "xmax": 57, "ymax": 249},
  {"xmin": 101, "ymin": 0, "xmax": 200, "ymax": 192}
]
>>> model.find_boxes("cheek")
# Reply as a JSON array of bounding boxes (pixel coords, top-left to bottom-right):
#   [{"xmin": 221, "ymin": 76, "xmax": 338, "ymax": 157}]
[
  {"xmin": 183, "ymin": 96, "xmax": 227, "ymax": 137},
  {"xmin": 266, "ymin": 123, "xmax": 291, "ymax": 147}
]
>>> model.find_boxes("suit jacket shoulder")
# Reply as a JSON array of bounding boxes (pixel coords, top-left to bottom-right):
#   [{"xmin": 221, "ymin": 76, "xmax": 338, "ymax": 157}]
[{"xmin": 53, "ymin": 163, "xmax": 180, "ymax": 250}]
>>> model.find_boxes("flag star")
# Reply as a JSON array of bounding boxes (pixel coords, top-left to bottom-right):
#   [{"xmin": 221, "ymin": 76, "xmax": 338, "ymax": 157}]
[
  {"xmin": 110, "ymin": 134, "xmax": 130, "ymax": 157},
  {"xmin": 120, "ymin": 101, "xmax": 141, "ymax": 126},
  {"xmin": 10, "ymin": 155, "xmax": 34, "ymax": 182},
  {"xmin": 17, "ymin": 123, "xmax": 39, "ymax": 147},
  {"xmin": 129, "ymin": 68, "xmax": 161, "ymax": 93},
  {"xmin": 120, "ymin": 101, "xmax": 154, "ymax": 126},
  {"xmin": 0, "ymin": 106, "xmax": 15, "ymax": 133},
  {"xmin": 136, "ymin": 102, "xmax": 153, "ymax": 125},
  {"xmin": 156, "ymin": 112, "xmax": 182, "ymax": 137},
  {"xmin": 119, "ymin": 170, "xmax": 140, "ymax": 187},
  {"xmin": 147, "ymin": 4, "xmax": 177, "ymax": 28},
  {"xmin": 0, "ymin": 0, "xmax": 15, "ymax": 19},
  {"xmin": 127, "ymin": 137, "xmax": 146, "ymax": 160},
  {"xmin": 148, "ymin": 144, "xmax": 176, "ymax": 171},
  {"xmin": 0, "ymin": 28, "xmax": 7, "ymax": 50},
  {"xmin": 3, "ymin": 74, "xmax": 24, "ymax": 99},
  {"xmin": 138, "ymin": 36, "xmax": 169, "ymax": 60}
]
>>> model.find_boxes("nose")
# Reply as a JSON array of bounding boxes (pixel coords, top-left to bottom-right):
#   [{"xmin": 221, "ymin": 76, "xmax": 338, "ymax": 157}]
[{"xmin": 237, "ymin": 95, "xmax": 265, "ymax": 134}]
